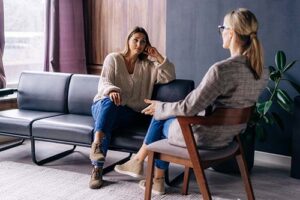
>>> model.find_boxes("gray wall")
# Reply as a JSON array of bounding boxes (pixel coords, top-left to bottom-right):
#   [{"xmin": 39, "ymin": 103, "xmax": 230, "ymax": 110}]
[{"xmin": 166, "ymin": 0, "xmax": 300, "ymax": 156}]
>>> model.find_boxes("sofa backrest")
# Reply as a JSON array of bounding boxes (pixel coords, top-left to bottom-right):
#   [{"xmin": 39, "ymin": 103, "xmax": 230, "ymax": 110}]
[
  {"xmin": 18, "ymin": 71, "xmax": 71, "ymax": 112},
  {"xmin": 68, "ymin": 74, "xmax": 99, "ymax": 115},
  {"xmin": 152, "ymin": 79, "xmax": 195, "ymax": 102}
]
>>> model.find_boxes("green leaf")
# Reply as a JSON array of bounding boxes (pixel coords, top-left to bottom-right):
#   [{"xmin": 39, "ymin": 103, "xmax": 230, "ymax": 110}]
[
  {"xmin": 287, "ymin": 79, "xmax": 300, "ymax": 94},
  {"xmin": 283, "ymin": 60, "xmax": 297, "ymax": 72},
  {"xmin": 271, "ymin": 112, "xmax": 284, "ymax": 131},
  {"xmin": 269, "ymin": 71, "xmax": 281, "ymax": 81},
  {"xmin": 276, "ymin": 88, "xmax": 293, "ymax": 113},
  {"xmin": 275, "ymin": 51, "xmax": 286, "ymax": 70},
  {"xmin": 263, "ymin": 115, "xmax": 269, "ymax": 123},
  {"xmin": 266, "ymin": 113, "xmax": 275, "ymax": 124},
  {"xmin": 276, "ymin": 98, "xmax": 292, "ymax": 113},
  {"xmin": 263, "ymin": 101, "xmax": 272, "ymax": 115},
  {"xmin": 268, "ymin": 66, "xmax": 276, "ymax": 73},
  {"xmin": 256, "ymin": 102, "xmax": 266, "ymax": 115},
  {"xmin": 266, "ymin": 87, "xmax": 272, "ymax": 95},
  {"xmin": 276, "ymin": 89, "xmax": 293, "ymax": 105}
]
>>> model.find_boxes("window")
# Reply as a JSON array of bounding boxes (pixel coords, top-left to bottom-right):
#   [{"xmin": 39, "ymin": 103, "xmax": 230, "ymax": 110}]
[{"xmin": 3, "ymin": 0, "xmax": 45, "ymax": 85}]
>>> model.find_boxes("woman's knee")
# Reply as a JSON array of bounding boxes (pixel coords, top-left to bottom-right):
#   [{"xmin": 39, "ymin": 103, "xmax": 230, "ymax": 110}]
[{"xmin": 92, "ymin": 97, "xmax": 118, "ymax": 117}]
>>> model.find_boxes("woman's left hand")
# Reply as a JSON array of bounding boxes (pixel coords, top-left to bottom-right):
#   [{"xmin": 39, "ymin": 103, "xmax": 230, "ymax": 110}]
[
  {"xmin": 144, "ymin": 46, "xmax": 164, "ymax": 64},
  {"xmin": 141, "ymin": 99, "xmax": 157, "ymax": 115}
]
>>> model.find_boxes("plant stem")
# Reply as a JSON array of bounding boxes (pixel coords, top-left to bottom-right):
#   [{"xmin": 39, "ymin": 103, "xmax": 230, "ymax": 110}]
[{"xmin": 268, "ymin": 79, "xmax": 280, "ymax": 102}]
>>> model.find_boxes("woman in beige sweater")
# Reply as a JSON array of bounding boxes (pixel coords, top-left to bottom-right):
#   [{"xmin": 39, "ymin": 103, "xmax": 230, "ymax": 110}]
[
  {"xmin": 114, "ymin": 8, "xmax": 268, "ymax": 195},
  {"xmin": 89, "ymin": 26, "xmax": 175, "ymax": 189}
]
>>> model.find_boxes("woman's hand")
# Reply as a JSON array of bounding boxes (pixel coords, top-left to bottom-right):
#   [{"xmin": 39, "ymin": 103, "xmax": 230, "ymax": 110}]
[
  {"xmin": 141, "ymin": 99, "xmax": 157, "ymax": 115},
  {"xmin": 109, "ymin": 91, "xmax": 121, "ymax": 106},
  {"xmin": 144, "ymin": 46, "xmax": 164, "ymax": 64}
]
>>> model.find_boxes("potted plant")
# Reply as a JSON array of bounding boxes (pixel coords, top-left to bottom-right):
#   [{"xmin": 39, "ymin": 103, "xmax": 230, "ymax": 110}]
[{"xmin": 213, "ymin": 50, "xmax": 300, "ymax": 173}]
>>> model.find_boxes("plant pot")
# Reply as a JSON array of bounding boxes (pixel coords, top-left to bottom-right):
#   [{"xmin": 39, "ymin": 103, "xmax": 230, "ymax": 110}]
[
  {"xmin": 291, "ymin": 96, "xmax": 300, "ymax": 179},
  {"xmin": 212, "ymin": 126, "xmax": 255, "ymax": 174}
]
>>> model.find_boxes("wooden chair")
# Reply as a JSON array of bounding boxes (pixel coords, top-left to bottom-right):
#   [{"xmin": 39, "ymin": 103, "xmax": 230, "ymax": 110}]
[{"xmin": 144, "ymin": 107, "xmax": 255, "ymax": 200}]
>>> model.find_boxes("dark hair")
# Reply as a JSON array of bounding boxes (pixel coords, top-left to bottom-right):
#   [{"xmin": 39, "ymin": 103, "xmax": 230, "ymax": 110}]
[{"xmin": 122, "ymin": 26, "xmax": 151, "ymax": 60}]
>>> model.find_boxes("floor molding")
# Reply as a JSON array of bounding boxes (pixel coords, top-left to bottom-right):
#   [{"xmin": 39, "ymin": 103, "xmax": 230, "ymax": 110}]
[{"xmin": 255, "ymin": 150, "xmax": 291, "ymax": 168}]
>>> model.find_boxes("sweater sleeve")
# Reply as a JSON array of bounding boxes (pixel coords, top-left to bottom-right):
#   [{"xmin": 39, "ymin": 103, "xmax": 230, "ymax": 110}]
[
  {"xmin": 155, "ymin": 57, "xmax": 176, "ymax": 84},
  {"xmin": 97, "ymin": 54, "xmax": 121, "ymax": 96},
  {"xmin": 154, "ymin": 64, "xmax": 224, "ymax": 120}
]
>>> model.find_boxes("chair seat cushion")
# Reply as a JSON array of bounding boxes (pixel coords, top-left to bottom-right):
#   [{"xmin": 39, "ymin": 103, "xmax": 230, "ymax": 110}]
[
  {"xmin": 0, "ymin": 109, "xmax": 63, "ymax": 136},
  {"xmin": 32, "ymin": 114, "xmax": 94, "ymax": 145},
  {"xmin": 146, "ymin": 139, "xmax": 239, "ymax": 161}
]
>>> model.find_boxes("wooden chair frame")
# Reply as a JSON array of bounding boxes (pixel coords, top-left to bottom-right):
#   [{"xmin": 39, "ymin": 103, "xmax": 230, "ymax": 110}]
[{"xmin": 145, "ymin": 107, "xmax": 255, "ymax": 200}]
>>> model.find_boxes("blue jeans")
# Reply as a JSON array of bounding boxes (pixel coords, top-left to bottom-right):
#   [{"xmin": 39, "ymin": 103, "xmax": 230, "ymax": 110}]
[
  {"xmin": 91, "ymin": 97, "xmax": 144, "ymax": 167},
  {"xmin": 144, "ymin": 117, "xmax": 175, "ymax": 170}
]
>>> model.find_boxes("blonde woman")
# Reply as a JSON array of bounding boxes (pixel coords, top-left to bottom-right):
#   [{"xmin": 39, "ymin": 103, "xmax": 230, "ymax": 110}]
[
  {"xmin": 114, "ymin": 8, "xmax": 268, "ymax": 195},
  {"xmin": 89, "ymin": 26, "xmax": 175, "ymax": 189}
]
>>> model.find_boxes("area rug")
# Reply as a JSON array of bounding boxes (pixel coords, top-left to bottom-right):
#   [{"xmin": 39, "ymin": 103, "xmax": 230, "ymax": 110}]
[{"xmin": 0, "ymin": 161, "xmax": 232, "ymax": 200}]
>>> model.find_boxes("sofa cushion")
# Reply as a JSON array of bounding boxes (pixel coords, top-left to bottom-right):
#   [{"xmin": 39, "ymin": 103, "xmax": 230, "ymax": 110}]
[
  {"xmin": 152, "ymin": 79, "xmax": 195, "ymax": 102},
  {"xmin": 32, "ymin": 114, "xmax": 94, "ymax": 144},
  {"xmin": 68, "ymin": 74, "xmax": 99, "ymax": 115},
  {"xmin": 0, "ymin": 109, "xmax": 63, "ymax": 136},
  {"xmin": 110, "ymin": 116, "xmax": 151, "ymax": 152},
  {"xmin": 18, "ymin": 71, "xmax": 71, "ymax": 112}
]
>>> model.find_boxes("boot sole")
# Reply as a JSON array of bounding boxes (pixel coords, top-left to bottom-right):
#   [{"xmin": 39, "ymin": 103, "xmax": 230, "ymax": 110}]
[
  {"xmin": 138, "ymin": 181, "xmax": 165, "ymax": 195},
  {"xmin": 114, "ymin": 166, "xmax": 143, "ymax": 179}
]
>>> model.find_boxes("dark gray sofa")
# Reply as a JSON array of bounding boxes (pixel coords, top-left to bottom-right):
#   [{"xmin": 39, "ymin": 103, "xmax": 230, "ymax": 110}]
[{"xmin": 0, "ymin": 71, "xmax": 194, "ymax": 171}]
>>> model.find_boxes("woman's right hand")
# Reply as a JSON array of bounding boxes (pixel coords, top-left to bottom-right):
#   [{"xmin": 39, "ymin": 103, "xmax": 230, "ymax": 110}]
[{"xmin": 109, "ymin": 91, "xmax": 121, "ymax": 106}]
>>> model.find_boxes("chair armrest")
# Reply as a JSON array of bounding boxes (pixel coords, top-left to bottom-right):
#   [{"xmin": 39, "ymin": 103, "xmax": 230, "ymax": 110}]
[{"xmin": 0, "ymin": 88, "xmax": 18, "ymax": 97}]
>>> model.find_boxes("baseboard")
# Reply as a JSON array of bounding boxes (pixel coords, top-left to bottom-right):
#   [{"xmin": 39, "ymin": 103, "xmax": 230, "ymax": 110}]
[{"xmin": 254, "ymin": 150, "xmax": 291, "ymax": 168}]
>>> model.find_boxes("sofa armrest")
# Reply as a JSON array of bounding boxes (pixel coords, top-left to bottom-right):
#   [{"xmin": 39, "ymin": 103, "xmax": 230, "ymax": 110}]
[{"xmin": 0, "ymin": 88, "xmax": 18, "ymax": 97}]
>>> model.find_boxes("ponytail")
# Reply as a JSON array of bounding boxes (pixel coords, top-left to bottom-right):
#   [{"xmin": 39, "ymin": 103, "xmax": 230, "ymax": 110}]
[
  {"xmin": 243, "ymin": 33, "xmax": 264, "ymax": 79},
  {"xmin": 226, "ymin": 8, "xmax": 264, "ymax": 80}
]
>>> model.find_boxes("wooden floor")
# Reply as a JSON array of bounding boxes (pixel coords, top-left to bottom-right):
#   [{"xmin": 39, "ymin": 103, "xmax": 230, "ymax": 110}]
[{"xmin": 1, "ymin": 139, "xmax": 300, "ymax": 200}]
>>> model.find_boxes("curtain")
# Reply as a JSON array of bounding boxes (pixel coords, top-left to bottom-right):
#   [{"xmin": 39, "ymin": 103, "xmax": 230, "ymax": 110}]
[
  {"xmin": 0, "ymin": 0, "xmax": 5, "ymax": 88},
  {"xmin": 44, "ymin": 0, "xmax": 86, "ymax": 73},
  {"xmin": 83, "ymin": 0, "xmax": 102, "ymax": 66}
]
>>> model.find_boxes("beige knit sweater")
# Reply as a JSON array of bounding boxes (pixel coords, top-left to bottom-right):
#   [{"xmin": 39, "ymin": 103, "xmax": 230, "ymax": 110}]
[{"xmin": 93, "ymin": 52, "xmax": 176, "ymax": 112}]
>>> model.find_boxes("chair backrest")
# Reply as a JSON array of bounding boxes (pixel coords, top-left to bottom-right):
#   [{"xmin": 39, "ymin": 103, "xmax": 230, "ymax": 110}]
[
  {"xmin": 152, "ymin": 79, "xmax": 195, "ymax": 102},
  {"xmin": 204, "ymin": 107, "xmax": 253, "ymax": 125},
  {"xmin": 68, "ymin": 74, "xmax": 99, "ymax": 115},
  {"xmin": 18, "ymin": 71, "xmax": 71, "ymax": 112},
  {"xmin": 177, "ymin": 106, "xmax": 253, "ymax": 127}
]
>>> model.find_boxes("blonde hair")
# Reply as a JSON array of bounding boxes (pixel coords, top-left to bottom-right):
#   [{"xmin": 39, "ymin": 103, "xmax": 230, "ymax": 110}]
[
  {"xmin": 122, "ymin": 26, "xmax": 151, "ymax": 60},
  {"xmin": 225, "ymin": 8, "xmax": 263, "ymax": 79}
]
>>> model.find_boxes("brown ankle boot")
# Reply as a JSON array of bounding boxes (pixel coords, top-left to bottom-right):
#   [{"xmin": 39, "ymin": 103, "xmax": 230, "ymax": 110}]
[
  {"xmin": 114, "ymin": 158, "xmax": 144, "ymax": 178},
  {"xmin": 89, "ymin": 167, "xmax": 103, "ymax": 189},
  {"xmin": 139, "ymin": 177, "xmax": 165, "ymax": 195},
  {"xmin": 90, "ymin": 142, "xmax": 105, "ymax": 161}
]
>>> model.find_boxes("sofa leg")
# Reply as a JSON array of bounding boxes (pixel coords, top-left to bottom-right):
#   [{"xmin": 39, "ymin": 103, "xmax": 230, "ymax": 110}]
[
  {"xmin": 103, "ymin": 152, "xmax": 132, "ymax": 174},
  {"xmin": 31, "ymin": 138, "xmax": 76, "ymax": 166},
  {"xmin": 0, "ymin": 138, "xmax": 25, "ymax": 152}
]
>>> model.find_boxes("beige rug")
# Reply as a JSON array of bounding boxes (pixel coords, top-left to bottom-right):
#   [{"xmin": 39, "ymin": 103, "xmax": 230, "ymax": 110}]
[{"xmin": 0, "ymin": 161, "xmax": 233, "ymax": 200}]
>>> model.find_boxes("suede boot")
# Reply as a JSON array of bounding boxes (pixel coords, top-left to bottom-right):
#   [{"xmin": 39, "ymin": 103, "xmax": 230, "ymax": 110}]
[{"xmin": 89, "ymin": 167, "xmax": 103, "ymax": 189}]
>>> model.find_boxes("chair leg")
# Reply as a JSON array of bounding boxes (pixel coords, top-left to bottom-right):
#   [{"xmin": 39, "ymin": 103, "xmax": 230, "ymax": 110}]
[
  {"xmin": 192, "ymin": 163, "xmax": 212, "ymax": 200},
  {"xmin": 236, "ymin": 154, "xmax": 255, "ymax": 200},
  {"xmin": 181, "ymin": 167, "xmax": 191, "ymax": 195},
  {"xmin": 145, "ymin": 151, "xmax": 155, "ymax": 200}
]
